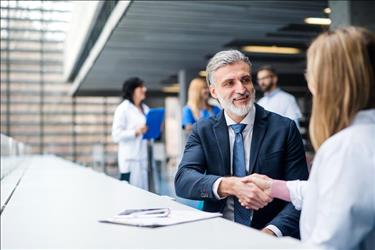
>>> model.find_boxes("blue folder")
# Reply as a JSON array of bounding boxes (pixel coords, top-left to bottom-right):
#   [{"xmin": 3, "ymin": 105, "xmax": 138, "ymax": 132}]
[{"xmin": 143, "ymin": 108, "xmax": 165, "ymax": 140}]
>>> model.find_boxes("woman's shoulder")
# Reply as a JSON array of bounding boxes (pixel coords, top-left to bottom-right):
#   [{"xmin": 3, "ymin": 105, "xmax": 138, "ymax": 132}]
[
  {"xmin": 142, "ymin": 103, "xmax": 150, "ymax": 112},
  {"xmin": 182, "ymin": 105, "xmax": 193, "ymax": 111},
  {"xmin": 316, "ymin": 122, "xmax": 375, "ymax": 167},
  {"xmin": 182, "ymin": 105, "xmax": 194, "ymax": 117},
  {"xmin": 119, "ymin": 99, "xmax": 131, "ymax": 107},
  {"xmin": 115, "ymin": 99, "xmax": 130, "ymax": 111}
]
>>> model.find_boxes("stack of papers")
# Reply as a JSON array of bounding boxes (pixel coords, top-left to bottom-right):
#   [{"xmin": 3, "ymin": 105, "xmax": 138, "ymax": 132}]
[{"xmin": 99, "ymin": 208, "xmax": 221, "ymax": 227}]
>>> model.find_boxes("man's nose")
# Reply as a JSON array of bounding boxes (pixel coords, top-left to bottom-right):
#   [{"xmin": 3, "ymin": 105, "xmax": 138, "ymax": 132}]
[{"xmin": 234, "ymin": 80, "xmax": 247, "ymax": 92}]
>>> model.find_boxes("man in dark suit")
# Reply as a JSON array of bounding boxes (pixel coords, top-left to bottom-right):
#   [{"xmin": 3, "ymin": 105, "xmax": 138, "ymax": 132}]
[{"xmin": 175, "ymin": 50, "xmax": 308, "ymax": 238}]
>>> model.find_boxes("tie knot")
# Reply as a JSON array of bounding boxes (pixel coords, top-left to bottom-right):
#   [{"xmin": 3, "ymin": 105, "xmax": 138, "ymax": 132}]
[{"xmin": 230, "ymin": 124, "xmax": 246, "ymax": 134}]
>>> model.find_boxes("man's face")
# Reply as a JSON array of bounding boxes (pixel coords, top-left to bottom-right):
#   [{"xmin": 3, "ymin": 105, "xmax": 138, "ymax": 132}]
[
  {"xmin": 209, "ymin": 61, "xmax": 255, "ymax": 117},
  {"xmin": 257, "ymin": 70, "xmax": 276, "ymax": 92}
]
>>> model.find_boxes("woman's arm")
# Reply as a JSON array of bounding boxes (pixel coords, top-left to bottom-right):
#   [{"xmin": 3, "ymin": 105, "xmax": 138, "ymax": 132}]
[{"xmin": 244, "ymin": 174, "xmax": 307, "ymax": 210}]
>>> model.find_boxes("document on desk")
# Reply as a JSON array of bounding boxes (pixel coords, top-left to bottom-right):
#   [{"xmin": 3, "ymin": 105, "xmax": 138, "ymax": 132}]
[{"xmin": 99, "ymin": 208, "xmax": 222, "ymax": 227}]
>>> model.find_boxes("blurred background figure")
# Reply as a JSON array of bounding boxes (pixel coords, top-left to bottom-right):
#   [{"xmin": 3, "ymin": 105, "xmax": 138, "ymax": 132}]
[
  {"xmin": 182, "ymin": 78, "xmax": 221, "ymax": 134},
  {"xmin": 112, "ymin": 77, "xmax": 149, "ymax": 190},
  {"xmin": 256, "ymin": 65, "xmax": 302, "ymax": 127},
  {"xmin": 180, "ymin": 77, "xmax": 220, "ymax": 210}
]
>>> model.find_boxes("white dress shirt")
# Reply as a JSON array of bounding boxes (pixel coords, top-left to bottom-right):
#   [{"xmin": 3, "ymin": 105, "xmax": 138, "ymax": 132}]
[
  {"xmin": 258, "ymin": 88, "xmax": 302, "ymax": 127},
  {"xmin": 286, "ymin": 109, "xmax": 375, "ymax": 249},
  {"xmin": 211, "ymin": 105, "xmax": 282, "ymax": 236}
]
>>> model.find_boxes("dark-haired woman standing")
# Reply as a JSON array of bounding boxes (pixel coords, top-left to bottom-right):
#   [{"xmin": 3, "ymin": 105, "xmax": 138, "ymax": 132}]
[{"xmin": 112, "ymin": 77, "xmax": 149, "ymax": 190}]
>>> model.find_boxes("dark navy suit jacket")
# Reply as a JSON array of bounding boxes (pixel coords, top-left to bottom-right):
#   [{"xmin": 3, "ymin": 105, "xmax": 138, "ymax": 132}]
[{"xmin": 175, "ymin": 104, "xmax": 308, "ymax": 238}]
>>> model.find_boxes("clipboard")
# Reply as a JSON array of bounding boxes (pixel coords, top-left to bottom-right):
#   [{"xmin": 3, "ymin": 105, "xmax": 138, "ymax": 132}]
[{"xmin": 143, "ymin": 108, "xmax": 165, "ymax": 140}]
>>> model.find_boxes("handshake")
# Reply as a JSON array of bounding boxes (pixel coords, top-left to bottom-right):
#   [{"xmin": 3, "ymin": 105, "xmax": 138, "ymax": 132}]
[{"xmin": 218, "ymin": 173, "xmax": 274, "ymax": 210}]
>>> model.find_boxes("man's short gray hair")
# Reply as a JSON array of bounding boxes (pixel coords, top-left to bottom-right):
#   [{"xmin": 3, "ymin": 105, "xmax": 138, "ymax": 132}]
[{"xmin": 206, "ymin": 49, "xmax": 252, "ymax": 86}]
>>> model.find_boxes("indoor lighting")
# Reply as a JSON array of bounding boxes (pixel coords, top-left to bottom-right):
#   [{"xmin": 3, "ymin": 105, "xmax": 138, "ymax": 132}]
[
  {"xmin": 162, "ymin": 84, "xmax": 180, "ymax": 93},
  {"xmin": 304, "ymin": 17, "xmax": 331, "ymax": 25},
  {"xmin": 324, "ymin": 7, "xmax": 331, "ymax": 14},
  {"xmin": 241, "ymin": 45, "xmax": 302, "ymax": 54}
]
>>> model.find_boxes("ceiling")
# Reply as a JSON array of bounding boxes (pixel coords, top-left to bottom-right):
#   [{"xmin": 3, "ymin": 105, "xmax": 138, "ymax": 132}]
[{"xmin": 74, "ymin": 0, "xmax": 328, "ymax": 96}]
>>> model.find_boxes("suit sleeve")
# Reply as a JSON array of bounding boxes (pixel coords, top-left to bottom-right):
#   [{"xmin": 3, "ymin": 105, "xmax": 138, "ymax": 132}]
[
  {"xmin": 268, "ymin": 120, "xmax": 309, "ymax": 238},
  {"xmin": 174, "ymin": 123, "xmax": 221, "ymax": 200}
]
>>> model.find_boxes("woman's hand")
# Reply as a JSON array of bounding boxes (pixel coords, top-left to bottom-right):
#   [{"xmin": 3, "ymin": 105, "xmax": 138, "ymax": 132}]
[
  {"xmin": 135, "ymin": 124, "xmax": 148, "ymax": 137},
  {"xmin": 241, "ymin": 173, "xmax": 273, "ymax": 196}
]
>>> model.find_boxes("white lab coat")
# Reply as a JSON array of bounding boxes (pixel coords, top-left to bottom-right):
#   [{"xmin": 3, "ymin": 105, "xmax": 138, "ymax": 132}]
[
  {"xmin": 287, "ymin": 109, "xmax": 375, "ymax": 250},
  {"xmin": 258, "ymin": 88, "xmax": 302, "ymax": 127},
  {"xmin": 112, "ymin": 99, "xmax": 149, "ymax": 190}
]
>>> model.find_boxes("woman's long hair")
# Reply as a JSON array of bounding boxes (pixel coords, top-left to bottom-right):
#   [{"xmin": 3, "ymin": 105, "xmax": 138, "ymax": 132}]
[
  {"xmin": 307, "ymin": 26, "xmax": 375, "ymax": 151},
  {"xmin": 187, "ymin": 78, "xmax": 210, "ymax": 120}
]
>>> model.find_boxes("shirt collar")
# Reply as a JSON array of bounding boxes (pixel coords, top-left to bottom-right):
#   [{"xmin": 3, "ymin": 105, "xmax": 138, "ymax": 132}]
[
  {"xmin": 265, "ymin": 87, "xmax": 281, "ymax": 97},
  {"xmin": 224, "ymin": 104, "xmax": 256, "ymax": 129}
]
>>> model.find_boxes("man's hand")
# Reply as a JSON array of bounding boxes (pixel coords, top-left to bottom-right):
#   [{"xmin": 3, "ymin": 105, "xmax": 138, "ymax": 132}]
[
  {"xmin": 237, "ymin": 181, "xmax": 272, "ymax": 210},
  {"xmin": 218, "ymin": 177, "xmax": 272, "ymax": 210},
  {"xmin": 241, "ymin": 173, "xmax": 273, "ymax": 196},
  {"xmin": 261, "ymin": 228, "xmax": 277, "ymax": 237},
  {"xmin": 242, "ymin": 174, "xmax": 292, "ymax": 202}
]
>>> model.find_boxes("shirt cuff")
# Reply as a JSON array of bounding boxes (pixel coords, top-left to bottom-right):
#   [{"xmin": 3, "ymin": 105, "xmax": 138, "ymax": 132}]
[
  {"xmin": 212, "ymin": 177, "xmax": 226, "ymax": 200},
  {"xmin": 265, "ymin": 225, "xmax": 283, "ymax": 237},
  {"xmin": 286, "ymin": 180, "xmax": 303, "ymax": 210}
]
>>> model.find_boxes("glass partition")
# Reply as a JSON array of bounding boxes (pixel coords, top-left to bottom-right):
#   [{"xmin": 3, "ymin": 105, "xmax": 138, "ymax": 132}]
[{"xmin": 0, "ymin": 133, "xmax": 32, "ymax": 179}]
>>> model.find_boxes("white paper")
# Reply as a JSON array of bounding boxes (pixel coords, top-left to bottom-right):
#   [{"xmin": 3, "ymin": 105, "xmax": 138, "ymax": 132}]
[{"xmin": 100, "ymin": 209, "xmax": 222, "ymax": 227}]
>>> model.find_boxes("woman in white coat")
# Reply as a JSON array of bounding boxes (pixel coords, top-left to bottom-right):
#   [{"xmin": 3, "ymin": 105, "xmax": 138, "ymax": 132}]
[
  {"xmin": 112, "ymin": 77, "xmax": 149, "ymax": 190},
  {"xmin": 244, "ymin": 27, "xmax": 375, "ymax": 249}
]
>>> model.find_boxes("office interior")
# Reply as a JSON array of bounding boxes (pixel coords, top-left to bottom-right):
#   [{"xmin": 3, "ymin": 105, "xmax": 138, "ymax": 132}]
[{"xmin": 1, "ymin": 1, "xmax": 374, "ymax": 248}]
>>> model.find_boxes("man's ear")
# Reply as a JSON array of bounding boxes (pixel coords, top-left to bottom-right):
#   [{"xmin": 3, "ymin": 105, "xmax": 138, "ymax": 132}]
[
  {"xmin": 273, "ymin": 75, "xmax": 278, "ymax": 85},
  {"xmin": 209, "ymin": 85, "xmax": 218, "ymax": 99}
]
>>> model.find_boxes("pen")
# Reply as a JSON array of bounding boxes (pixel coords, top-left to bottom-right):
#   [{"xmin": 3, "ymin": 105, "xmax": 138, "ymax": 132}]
[{"xmin": 117, "ymin": 208, "xmax": 170, "ymax": 218}]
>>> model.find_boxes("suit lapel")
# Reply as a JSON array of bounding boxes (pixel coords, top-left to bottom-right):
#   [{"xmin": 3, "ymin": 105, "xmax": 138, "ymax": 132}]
[
  {"xmin": 213, "ymin": 111, "xmax": 231, "ymax": 176},
  {"xmin": 249, "ymin": 104, "xmax": 268, "ymax": 174}
]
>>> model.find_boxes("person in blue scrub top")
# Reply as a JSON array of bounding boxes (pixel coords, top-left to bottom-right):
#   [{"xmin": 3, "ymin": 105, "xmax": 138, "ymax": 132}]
[
  {"xmin": 181, "ymin": 77, "xmax": 220, "ymax": 210},
  {"xmin": 182, "ymin": 78, "xmax": 221, "ymax": 134}
]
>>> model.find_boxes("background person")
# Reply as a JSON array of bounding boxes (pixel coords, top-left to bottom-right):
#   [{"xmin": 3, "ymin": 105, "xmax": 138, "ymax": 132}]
[
  {"xmin": 245, "ymin": 27, "xmax": 375, "ymax": 249},
  {"xmin": 181, "ymin": 77, "xmax": 221, "ymax": 210},
  {"xmin": 256, "ymin": 65, "xmax": 302, "ymax": 127},
  {"xmin": 112, "ymin": 77, "xmax": 149, "ymax": 190},
  {"xmin": 175, "ymin": 50, "xmax": 308, "ymax": 238},
  {"xmin": 182, "ymin": 77, "xmax": 221, "ymax": 134}
]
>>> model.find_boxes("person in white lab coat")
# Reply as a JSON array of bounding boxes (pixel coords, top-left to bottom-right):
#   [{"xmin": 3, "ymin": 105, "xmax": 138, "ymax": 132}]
[
  {"xmin": 112, "ymin": 77, "xmax": 149, "ymax": 190},
  {"xmin": 243, "ymin": 27, "xmax": 375, "ymax": 249},
  {"xmin": 256, "ymin": 65, "xmax": 302, "ymax": 127}
]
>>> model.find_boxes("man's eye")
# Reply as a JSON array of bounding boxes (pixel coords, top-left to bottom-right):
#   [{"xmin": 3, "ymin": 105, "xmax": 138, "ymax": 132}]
[
  {"xmin": 242, "ymin": 77, "xmax": 251, "ymax": 83},
  {"xmin": 223, "ymin": 81, "xmax": 233, "ymax": 87}
]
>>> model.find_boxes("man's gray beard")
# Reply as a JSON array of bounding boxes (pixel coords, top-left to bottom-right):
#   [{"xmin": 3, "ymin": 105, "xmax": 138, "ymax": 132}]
[{"xmin": 217, "ymin": 91, "xmax": 255, "ymax": 117}]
